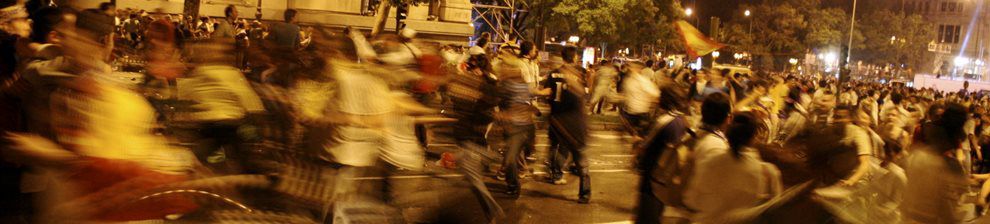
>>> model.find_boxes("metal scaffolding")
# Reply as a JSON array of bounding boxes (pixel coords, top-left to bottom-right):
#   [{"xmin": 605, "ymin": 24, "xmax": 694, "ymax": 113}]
[{"xmin": 472, "ymin": 0, "xmax": 528, "ymax": 44}]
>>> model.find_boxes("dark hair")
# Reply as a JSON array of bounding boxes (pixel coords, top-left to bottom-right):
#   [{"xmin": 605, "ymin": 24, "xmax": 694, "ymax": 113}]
[
  {"xmin": 477, "ymin": 32, "xmax": 490, "ymax": 47},
  {"xmin": 560, "ymin": 46, "xmax": 578, "ymax": 64},
  {"xmin": 935, "ymin": 103, "xmax": 968, "ymax": 151},
  {"xmin": 467, "ymin": 54, "xmax": 491, "ymax": 72},
  {"xmin": 518, "ymin": 40, "xmax": 535, "ymax": 57},
  {"xmin": 284, "ymin": 9, "xmax": 297, "ymax": 22},
  {"xmin": 645, "ymin": 60, "xmax": 655, "ymax": 68},
  {"xmin": 225, "ymin": 5, "xmax": 237, "ymax": 18},
  {"xmin": 701, "ymin": 93, "xmax": 732, "ymax": 127},
  {"xmin": 29, "ymin": 7, "xmax": 67, "ymax": 43},
  {"xmin": 99, "ymin": 2, "xmax": 113, "ymax": 11},
  {"xmin": 891, "ymin": 92, "xmax": 903, "ymax": 105},
  {"xmin": 659, "ymin": 85, "xmax": 688, "ymax": 112},
  {"xmin": 727, "ymin": 112, "xmax": 760, "ymax": 158}
]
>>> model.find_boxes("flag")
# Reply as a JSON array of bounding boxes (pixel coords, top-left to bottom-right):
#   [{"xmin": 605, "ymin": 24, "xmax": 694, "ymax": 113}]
[{"xmin": 674, "ymin": 20, "xmax": 725, "ymax": 59}]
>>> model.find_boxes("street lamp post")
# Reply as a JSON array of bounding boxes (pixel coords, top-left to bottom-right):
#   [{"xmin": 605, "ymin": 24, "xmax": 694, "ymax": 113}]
[
  {"xmin": 846, "ymin": 0, "xmax": 857, "ymax": 66},
  {"xmin": 712, "ymin": 51, "xmax": 720, "ymax": 67},
  {"xmin": 744, "ymin": 9, "xmax": 752, "ymax": 35}
]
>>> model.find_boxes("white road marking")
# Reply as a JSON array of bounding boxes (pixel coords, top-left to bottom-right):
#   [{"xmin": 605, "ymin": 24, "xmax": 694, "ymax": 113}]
[
  {"xmin": 347, "ymin": 169, "xmax": 633, "ymax": 180},
  {"xmin": 594, "ymin": 221, "xmax": 633, "ymax": 224},
  {"xmin": 601, "ymin": 154, "xmax": 634, "ymax": 157}
]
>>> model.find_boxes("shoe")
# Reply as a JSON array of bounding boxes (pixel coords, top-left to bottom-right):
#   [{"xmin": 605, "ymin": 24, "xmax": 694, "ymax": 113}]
[
  {"xmin": 519, "ymin": 172, "xmax": 530, "ymax": 179},
  {"xmin": 526, "ymin": 156, "xmax": 537, "ymax": 161},
  {"xmin": 506, "ymin": 189, "xmax": 520, "ymax": 198},
  {"xmin": 577, "ymin": 194, "xmax": 591, "ymax": 204},
  {"xmin": 551, "ymin": 177, "xmax": 568, "ymax": 185},
  {"xmin": 496, "ymin": 172, "xmax": 506, "ymax": 181}
]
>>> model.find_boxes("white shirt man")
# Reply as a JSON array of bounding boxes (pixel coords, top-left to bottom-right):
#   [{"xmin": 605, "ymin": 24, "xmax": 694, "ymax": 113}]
[{"xmin": 622, "ymin": 69, "xmax": 660, "ymax": 115}]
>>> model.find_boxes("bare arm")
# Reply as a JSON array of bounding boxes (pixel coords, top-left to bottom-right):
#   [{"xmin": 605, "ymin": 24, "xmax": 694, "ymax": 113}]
[{"xmin": 841, "ymin": 155, "xmax": 872, "ymax": 186}]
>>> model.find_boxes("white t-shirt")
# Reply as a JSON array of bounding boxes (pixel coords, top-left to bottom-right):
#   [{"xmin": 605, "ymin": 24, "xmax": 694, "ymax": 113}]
[{"xmin": 622, "ymin": 72, "xmax": 660, "ymax": 114}]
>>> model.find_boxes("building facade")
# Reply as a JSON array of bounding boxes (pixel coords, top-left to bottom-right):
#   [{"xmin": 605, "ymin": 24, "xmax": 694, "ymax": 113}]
[
  {"xmin": 63, "ymin": 0, "xmax": 474, "ymax": 45},
  {"xmin": 906, "ymin": 0, "xmax": 990, "ymax": 80}
]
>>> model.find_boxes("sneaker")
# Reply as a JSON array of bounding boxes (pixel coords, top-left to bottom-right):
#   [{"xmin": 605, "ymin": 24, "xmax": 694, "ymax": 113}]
[
  {"xmin": 526, "ymin": 156, "xmax": 537, "ymax": 162},
  {"xmin": 496, "ymin": 172, "xmax": 506, "ymax": 181},
  {"xmin": 578, "ymin": 194, "xmax": 591, "ymax": 204},
  {"xmin": 552, "ymin": 178, "xmax": 568, "ymax": 185},
  {"xmin": 505, "ymin": 189, "xmax": 520, "ymax": 199}
]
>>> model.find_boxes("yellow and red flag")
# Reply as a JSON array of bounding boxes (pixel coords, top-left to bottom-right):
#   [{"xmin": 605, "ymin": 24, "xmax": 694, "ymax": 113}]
[{"xmin": 674, "ymin": 20, "xmax": 725, "ymax": 59}]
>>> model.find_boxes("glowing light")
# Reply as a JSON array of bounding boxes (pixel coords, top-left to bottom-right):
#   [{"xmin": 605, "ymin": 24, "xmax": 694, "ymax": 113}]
[
  {"xmin": 955, "ymin": 56, "xmax": 970, "ymax": 67},
  {"xmin": 685, "ymin": 8, "xmax": 693, "ymax": 16},
  {"xmin": 789, "ymin": 58, "xmax": 799, "ymax": 65},
  {"xmin": 568, "ymin": 36, "xmax": 580, "ymax": 43},
  {"xmin": 744, "ymin": 10, "xmax": 751, "ymax": 17},
  {"xmin": 824, "ymin": 53, "xmax": 837, "ymax": 64},
  {"xmin": 712, "ymin": 51, "xmax": 720, "ymax": 58}
]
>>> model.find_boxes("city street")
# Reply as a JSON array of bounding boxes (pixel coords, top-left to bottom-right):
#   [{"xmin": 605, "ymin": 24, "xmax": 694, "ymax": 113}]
[{"xmin": 371, "ymin": 114, "xmax": 643, "ymax": 224}]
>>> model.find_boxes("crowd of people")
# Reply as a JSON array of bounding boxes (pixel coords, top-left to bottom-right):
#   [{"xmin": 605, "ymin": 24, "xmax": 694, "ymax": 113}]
[{"xmin": 4, "ymin": 1, "xmax": 990, "ymax": 224}]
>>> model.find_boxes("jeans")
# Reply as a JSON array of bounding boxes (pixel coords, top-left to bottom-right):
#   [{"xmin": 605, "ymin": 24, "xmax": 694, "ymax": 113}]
[
  {"xmin": 621, "ymin": 110, "xmax": 650, "ymax": 136},
  {"xmin": 502, "ymin": 124, "xmax": 535, "ymax": 191},
  {"xmin": 548, "ymin": 124, "xmax": 591, "ymax": 196},
  {"xmin": 635, "ymin": 175, "xmax": 665, "ymax": 224}
]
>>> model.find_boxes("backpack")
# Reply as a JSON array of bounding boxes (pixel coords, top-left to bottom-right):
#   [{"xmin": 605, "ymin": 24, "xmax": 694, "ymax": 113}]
[{"xmin": 648, "ymin": 126, "xmax": 705, "ymax": 210}]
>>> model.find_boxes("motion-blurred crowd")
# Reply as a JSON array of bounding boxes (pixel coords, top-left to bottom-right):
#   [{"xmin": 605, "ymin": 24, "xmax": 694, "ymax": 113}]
[{"xmin": 4, "ymin": 1, "xmax": 990, "ymax": 224}]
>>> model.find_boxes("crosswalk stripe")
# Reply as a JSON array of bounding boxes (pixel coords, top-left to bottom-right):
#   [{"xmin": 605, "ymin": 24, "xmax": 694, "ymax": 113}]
[{"xmin": 347, "ymin": 169, "xmax": 633, "ymax": 180}]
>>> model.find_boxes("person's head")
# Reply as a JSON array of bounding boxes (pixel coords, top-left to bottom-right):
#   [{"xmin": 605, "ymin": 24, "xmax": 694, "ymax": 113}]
[
  {"xmin": 832, "ymin": 105, "xmax": 854, "ymax": 124},
  {"xmin": 99, "ymin": 2, "xmax": 114, "ymax": 15},
  {"xmin": 0, "ymin": 0, "xmax": 30, "ymax": 38},
  {"xmin": 701, "ymin": 93, "xmax": 732, "ymax": 129},
  {"xmin": 645, "ymin": 60, "xmax": 655, "ymax": 69},
  {"xmin": 60, "ymin": 9, "xmax": 114, "ymax": 71},
  {"xmin": 467, "ymin": 54, "xmax": 491, "ymax": 75},
  {"xmin": 659, "ymin": 85, "xmax": 689, "ymax": 113},
  {"xmin": 284, "ymin": 8, "xmax": 297, "ymax": 22},
  {"xmin": 926, "ymin": 103, "xmax": 969, "ymax": 152},
  {"xmin": 891, "ymin": 92, "xmax": 904, "ymax": 105},
  {"xmin": 224, "ymin": 5, "xmax": 238, "ymax": 20},
  {"xmin": 727, "ymin": 111, "xmax": 760, "ymax": 158},
  {"xmin": 519, "ymin": 40, "xmax": 536, "ymax": 59},
  {"xmin": 29, "ymin": 6, "xmax": 70, "ymax": 44},
  {"xmin": 560, "ymin": 46, "xmax": 578, "ymax": 64}
]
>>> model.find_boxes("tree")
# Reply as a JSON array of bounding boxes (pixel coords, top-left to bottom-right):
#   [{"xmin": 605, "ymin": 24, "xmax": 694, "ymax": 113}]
[
  {"xmin": 854, "ymin": 10, "xmax": 935, "ymax": 73},
  {"xmin": 547, "ymin": 0, "xmax": 683, "ymax": 55},
  {"xmin": 803, "ymin": 7, "xmax": 849, "ymax": 50}
]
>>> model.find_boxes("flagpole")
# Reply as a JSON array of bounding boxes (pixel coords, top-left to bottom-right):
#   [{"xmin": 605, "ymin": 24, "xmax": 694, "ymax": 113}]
[{"xmin": 846, "ymin": 0, "xmax": 857, "ymax": 66}]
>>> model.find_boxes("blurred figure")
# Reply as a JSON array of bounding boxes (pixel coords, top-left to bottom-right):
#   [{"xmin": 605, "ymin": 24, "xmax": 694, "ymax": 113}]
[
  {"xmin": 494, "ymin": 46, "xmax": 538, "ymax": 198},
  {"xmin": 182, "ymin": 40, "xmax": 264, "ymax": 173},
  {"xmin": 633, "ymin": 86, "xmax": 689, "ymax": 224},
  {"xmin": 0, "ymin": 0, "xmax": 32, "ymax": 222},
  {"xmin": 213, "ymin": 5, "xmax": 237, "ymax": 39},
  {"xmin": 544, "ymin": 46, "xmax": 591, "ymax": 204},
  {"xmin": 902, "ymin": 103, "xmax": 969, "ymax": 224},
  {"xmin": 7, "ymin": 9, "xmax": 197, "ymax": 222},
  {"xmin": 589, "ymin": 60, "xmax": 618, "ymax": 114},
  {"xmin": 267, "ymin": 8, "xmax": 299, "ymax": 50},
  {"xmin": 620, "ymin": 61, "xmax": 660, "ymax": 135},
  {"xmin": 684, "ymin": 111, "xmax": 782, "ymax": 223}
]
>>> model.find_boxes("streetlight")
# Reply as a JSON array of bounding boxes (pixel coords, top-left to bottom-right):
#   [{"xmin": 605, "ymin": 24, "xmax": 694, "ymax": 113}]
[
  {"xmin": 744, "ymin": 10, "xmax": 753, "ymax": 35},
  {"xmin": 685, "ymin": 8, "xmax": 693, "ymax": 16},
  {"xmin": 712, "ymin": 51, "xmax": 720, "ymax": 67},
  {"xmin": 789, "ymin": 58, "xmax": 799, "ymax": 72}
]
